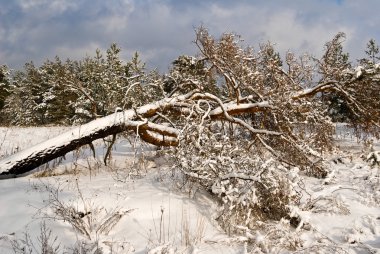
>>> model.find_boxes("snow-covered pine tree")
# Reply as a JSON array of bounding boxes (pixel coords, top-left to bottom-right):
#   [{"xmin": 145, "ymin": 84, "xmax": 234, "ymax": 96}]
[
  {"xmin": 38, "ymin": 57, "xmax": 78, "ymax": 124},
  {"xmin": 0, "ymin": 65, "xmax": 10, "ymax": 124},
  {"xmin": 70, "ymin": 44, "xmax": 162, "ymax": 123},
  {"xmin": 319, "ymin": 33, "xmax": 352, "ymax": 122},
  {"xmin": 318, "ymin": 35, "xmax": 380, "ymax": 137},
  {"xmin": 363, "ymin": 38, "xmax": 380, "ymax": 65},
  {"xmin": 3, "ymin": 62, "xmax": 49, "ymax": 125}
]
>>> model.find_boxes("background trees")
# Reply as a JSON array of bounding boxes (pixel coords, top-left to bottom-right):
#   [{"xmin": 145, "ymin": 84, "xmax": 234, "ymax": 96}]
[{"xmin": 0, "ymin": 44, "xmax": 158, "ymax": 125}]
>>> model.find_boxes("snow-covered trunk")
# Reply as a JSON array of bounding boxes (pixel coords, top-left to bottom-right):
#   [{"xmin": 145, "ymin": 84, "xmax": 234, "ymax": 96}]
[
  {"xmin": 0, "ymin": 124, "xmax": 124, "ymax": 177},
  {"xmin": 0, "ymin": 94, "xmax": 186, "ymax": 178}
]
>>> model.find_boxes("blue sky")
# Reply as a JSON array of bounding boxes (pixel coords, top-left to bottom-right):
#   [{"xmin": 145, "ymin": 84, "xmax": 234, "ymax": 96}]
[{"xmin": 1, "ymin": 0, "xmax": 380, "ymax": 72}]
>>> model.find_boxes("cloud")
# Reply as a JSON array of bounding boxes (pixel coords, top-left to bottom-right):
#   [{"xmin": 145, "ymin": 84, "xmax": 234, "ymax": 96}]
[
  {"xmin": 16, "ymin": 0, "xmax": 80, "ymax": 17},
  {"xmin": 1, "ymin": 0, "xmax": 380, "ymax": 72},
  {"xmin": 259, "ymin": 9, "xmax": 354, "ymax": 56}
]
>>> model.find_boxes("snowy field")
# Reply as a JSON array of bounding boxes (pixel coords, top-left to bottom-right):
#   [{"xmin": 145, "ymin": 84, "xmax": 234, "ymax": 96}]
[{"xmin": 0, "ymin": 126, "xmax": 379, "ymax": 253}]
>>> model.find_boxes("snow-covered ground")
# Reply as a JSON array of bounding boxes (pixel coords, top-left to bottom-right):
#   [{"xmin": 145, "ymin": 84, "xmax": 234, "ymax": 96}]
[{"xmin": 0, "ymin": 126, "xmax": 379, "ymax": 253}]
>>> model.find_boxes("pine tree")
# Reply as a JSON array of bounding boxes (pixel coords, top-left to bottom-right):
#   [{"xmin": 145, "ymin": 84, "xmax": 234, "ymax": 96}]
[
  {"xmin": 39, "ymin": 57, "xmax": 78, "ymax": 124},
  {"xmin": 8, "ymin": 62, "xmax": 49, "ymax": 125},
  {"xmin": 164, "ymin": 55, "xmax": 217, "ymax": 97},
  {"xmin": 319, "ymin": 33, "xmax": 352, "ymax": 122},
  {"xmin": 0, "ymin": 65, "xmax": 10, "ymax": 124},
  {"xmin": 362, "ymin": 39, "xmax": 380, "ymax": 65}
]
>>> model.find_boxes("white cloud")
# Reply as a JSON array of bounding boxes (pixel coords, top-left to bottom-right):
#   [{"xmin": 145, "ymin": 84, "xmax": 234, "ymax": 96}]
[
  {"xmin": 108, "ymin": 0, "xmax": 135, "ymax": 15},
  {"xmin": 185, "ymin": 3, "xmax": 354, "ymax": 58},
  {"xmin": 17, "ymin": 0, "xmax": 79, "ymax": 14},
  {"xmin": 262, "ymin": 10, "xmax": 354, "ymax": 56},
  {"xmin": 54, "ymin": 42, "xmax": 103, "ymax": 61},
  {"xmin": 1, "ymin": 0, "xmax": 380, "ymax": 70}
]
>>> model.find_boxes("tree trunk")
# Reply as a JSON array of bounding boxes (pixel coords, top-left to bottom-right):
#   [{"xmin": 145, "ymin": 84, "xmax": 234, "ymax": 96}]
[{"xmin": 0, "ymin": 94, "xmax": 186, "ymax": 178}]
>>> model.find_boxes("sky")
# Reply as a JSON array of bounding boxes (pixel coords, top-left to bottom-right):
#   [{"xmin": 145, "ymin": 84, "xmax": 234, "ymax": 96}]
[{"xmin": 1, "ymin": 0, "xmax": 380, "ymax": 72}]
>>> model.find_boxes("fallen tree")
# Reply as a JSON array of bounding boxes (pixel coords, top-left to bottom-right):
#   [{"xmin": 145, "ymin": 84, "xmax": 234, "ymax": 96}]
[
  {"xmin": 0, "ymin": 28, "xmax": 379, "ymax": 179},
  {"xmin": 0, "ymin": 91, "xmax": 280, "ymax": 177}
]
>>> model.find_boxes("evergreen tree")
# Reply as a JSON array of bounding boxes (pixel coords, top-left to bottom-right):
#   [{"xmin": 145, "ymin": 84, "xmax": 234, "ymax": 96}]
[
  {"xmin": 71, "ymin": 44, "xmax": 140, "ymax": 122},
  {"xmin": 5, "ymin": 62, "xmax": 49, "ymax": 125},
  {"xmin": 71, "ymin": 50, "xmax": 106, "ymax": 122},
  {"xmin": 39, "ymin": 57, "xmax": 78, "ymax": 124},
  {"xmin": 319, "ymin": 33, "xmax": 352, "ymax": 122},
  {"xmin": 360, "ymin": 38, "xmax": 380, "ymax": 66},
  {"xmin": 164, "ymin": 55, "xmax": 217, "ymax": 97},
  {"xmin": 0, "ymin": 65, "xmax": 10, "ymax": 124},
  {"xmin": 121, "ymin": 51, "xmax": 163, "ymax": 109},
  {"xmin": 0, "ymin": 65, "xmax": 10, "ymax": 109}
]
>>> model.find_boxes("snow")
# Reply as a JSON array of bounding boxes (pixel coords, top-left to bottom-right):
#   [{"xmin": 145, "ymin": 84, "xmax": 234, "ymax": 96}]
[
  {"xmin": 209, "ymin": 101, "xmax": 271, "ymax": 117},
  {"xmin": 355, "ymin": 66, "xmax": 364, "ymax": 78},
  {"xmin": 0, "ymin": 127, "xmax": 239, "ymax": 253},
  {"xmin": 0, "ymin": 126, "xmax": 380, "ymax": 253},
  {"xmin": 0, "ymin": 173, "xmax": 240, "ymax": 253}
]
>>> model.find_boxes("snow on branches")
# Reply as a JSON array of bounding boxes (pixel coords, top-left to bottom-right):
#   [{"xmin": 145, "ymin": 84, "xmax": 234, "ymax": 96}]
[{"xmin": 170, "ymin": 119, "xmax": 302, "ymax": 234}]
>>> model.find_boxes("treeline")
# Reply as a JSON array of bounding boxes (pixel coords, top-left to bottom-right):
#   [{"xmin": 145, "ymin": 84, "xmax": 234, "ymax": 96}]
[
  {"xmin": 0, "ymin": 44, "xmax": 164, "ymax": 126},
  {"xmin": 0, "ymin": 38, "xmax": 379, "ymax": 126}
]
